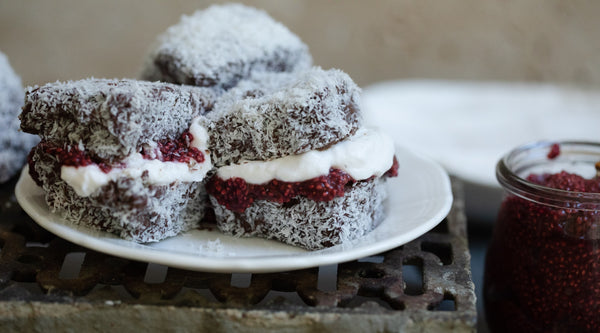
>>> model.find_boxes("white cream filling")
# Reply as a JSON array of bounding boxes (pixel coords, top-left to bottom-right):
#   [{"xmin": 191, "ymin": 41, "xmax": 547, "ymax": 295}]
[
  {"xmin": 61, "ymin": 118, "xmax": 212, "ymax": 197},
  {"xmin": 216, "ymin": 127, "xmax": 396, "ymax": 184}
]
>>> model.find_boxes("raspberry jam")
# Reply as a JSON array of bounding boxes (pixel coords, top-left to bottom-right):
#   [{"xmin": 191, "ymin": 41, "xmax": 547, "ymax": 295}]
[
  {"xmin": 35, "ymin": 130, "xmax": 203, "ymax": 175},
  {"xmin": 35, "ymin": 141, "xmax": 113, "ymax": 172},
  {"xmin": 484, "ymin": 142, "xmax": 600, "ymax": 333},
  {"xmin": 141, "ymin": 130, "xmax": 204, "ymax": 164},
  {"xmin": 206, "ymin": 156, "xmax": 399, "ymax": 213}
]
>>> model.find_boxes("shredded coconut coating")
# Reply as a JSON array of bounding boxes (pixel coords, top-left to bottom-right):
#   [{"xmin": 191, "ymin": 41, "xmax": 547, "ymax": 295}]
[
  {"xmin": 20, "ymin": 79, "xmax": 216, "ymax": 161},
  {"xmin": 140, "ymin": 3, "xmax": 312, "ymax": 89},
  {"xmin": 0, "ymin": 51, "xmax": 39, "ymax": 183},
  {"xmin": 204, "ymin": 67, "xmax": 362, "ymax": 167},
  {"xmin": 212, "ymin": 177, "xmax": 387, "ymax": 250},
  {"xmin": 29, "ymin": 145, "xmax": 206, "ymax": 243}
]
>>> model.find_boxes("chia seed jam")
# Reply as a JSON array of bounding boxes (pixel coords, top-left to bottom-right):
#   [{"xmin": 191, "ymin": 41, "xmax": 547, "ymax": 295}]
[
  {"xmin": 207, "ymin": 156, "xmax": 399, "ymax": 213},
  {"xmin": 484, "ymin": 142, "xmax": 600, "ymax": 332}
]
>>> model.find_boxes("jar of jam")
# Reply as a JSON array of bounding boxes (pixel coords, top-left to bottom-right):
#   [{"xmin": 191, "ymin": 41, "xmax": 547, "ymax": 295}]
[{"xmin": 484, "ymin": 141, "xmax": 600, "ymax": 332}]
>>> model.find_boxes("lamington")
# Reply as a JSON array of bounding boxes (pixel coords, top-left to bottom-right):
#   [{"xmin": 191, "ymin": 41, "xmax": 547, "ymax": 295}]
[
  {"xmin": 202, "ymin": 67, "xmax": 362, "ymax": 167},
  {"xmin": 140, "ymin": 3, "xmax": 312, "ymax": 90},
  {"xmin": 21, "ymin": 79, "xmax": 215, "ymax": 242},
  {"xmin": 0, "ymin": 51, "xmax": 38, "ymax": 182},
  {"xmin": 203, "ymin": 68, "xmax": 398, "ymax": 250}
]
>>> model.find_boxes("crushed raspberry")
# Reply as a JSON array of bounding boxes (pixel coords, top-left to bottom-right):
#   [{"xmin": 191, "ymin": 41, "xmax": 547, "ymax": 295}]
[
  {"xmin": 37, "ymin": 141, "xmax": 113, "ymax": 172},
  {"xmin": 485, "ymin": 170, "xmax": 600, "ymax": 332},
  {"xmin": 206, "ymin": 169, "xmax": 352, "ymax": 212},
  {"xmin": 526, "ymin": 171, "xmax": 598, "ymax": 193},
  {"xmin": 36, "ymin": 130, "xmax": 204, "ymax": 176},
  {"xmin": 142, "ymin": 130, "xmax": 204, "ymax": 164},
  {"xmin": 547, "ymin": 143, "xmax": 560, "ymax": 159},
  {"xmin": 206, "ymin": 156, "xmax": 399, "ymax": 213}
]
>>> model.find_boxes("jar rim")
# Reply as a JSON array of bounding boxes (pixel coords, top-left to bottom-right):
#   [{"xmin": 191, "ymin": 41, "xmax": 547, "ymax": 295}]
[{"xmin": 496, "ymin": 140, "xmax": 600, "ymax": 209}]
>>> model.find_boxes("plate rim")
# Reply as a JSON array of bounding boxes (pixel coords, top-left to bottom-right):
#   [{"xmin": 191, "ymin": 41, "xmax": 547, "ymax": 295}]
[
  {"xmin": 362, "ymin": 79, "xmax": 600, "ymax": 190},
  {"xmin": 15, "ymin": 145, "xmax": 453, "ymax": 273}
]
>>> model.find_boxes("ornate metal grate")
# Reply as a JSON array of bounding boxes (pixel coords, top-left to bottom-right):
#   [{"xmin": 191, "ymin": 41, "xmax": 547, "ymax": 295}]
[{"xmin": 0, "ymin": 178, "xmax": 476, "ymax": 332}]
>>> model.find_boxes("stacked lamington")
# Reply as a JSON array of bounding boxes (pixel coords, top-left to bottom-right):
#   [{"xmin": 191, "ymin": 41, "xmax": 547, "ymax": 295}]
[
  {"xmin": 22, "ymin": 80, "xmax": 215, "ymax": 242},
  {"xmin": 21, "ymin": 3, "xmax": 398, "ymax": 249}
]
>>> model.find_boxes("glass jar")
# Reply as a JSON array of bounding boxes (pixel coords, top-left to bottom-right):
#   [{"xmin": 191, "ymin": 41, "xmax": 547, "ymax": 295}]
[{"xmin": 484, "ymin": 141, "xmax": 600, "ymax": 333}]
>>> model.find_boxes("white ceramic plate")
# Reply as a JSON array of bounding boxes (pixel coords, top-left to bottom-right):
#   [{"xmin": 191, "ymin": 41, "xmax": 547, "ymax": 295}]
[
  {"xmin": 15, "ymin": 145, "xmax": 452, "ymax": 273},
  {"xmin": 362, "ymin": 80, "xmax": 600, "ymax": 221}
]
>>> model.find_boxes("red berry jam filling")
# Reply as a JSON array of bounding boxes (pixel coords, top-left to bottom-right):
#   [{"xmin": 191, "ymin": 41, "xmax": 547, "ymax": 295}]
[
  {"xmin": 485, "ymin": 170, "xmax": 600, "ymax": 332},
  {"xmin": 33, "ymin": 130, "xmax": 204, "ymax": 179},
  {"xmin": 546, "ymin": 142, "xmax": 561, "ymax": 159},
  {"xmin": 35, "ymin": 140, "xmax": 113, "ymax": 172},
  {"xmin": 141, "ymin": 130, "xmax": 204, "ymax": 164},
  {"xmin": 527, "ymin": 171, "xmax": 600, "ymax": 193},
  {"xmin": 206, "ymin": 156, "xmax": 399, "ymax": 213}
]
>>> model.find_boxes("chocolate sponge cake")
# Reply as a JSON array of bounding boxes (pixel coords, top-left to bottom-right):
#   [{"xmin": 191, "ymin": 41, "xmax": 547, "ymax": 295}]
[
  {"xmin": 203, "ymin": 67, "xmax": 362, "ymax": 167},
  {"xmin": 21, "ymin": 79, "xmax": 215, "ymax": 242},
  {"xmin": 28, "ymin": 144, "xmax": 206, "ymax": 242},
  {"xmin": 0, "ymin": 51, "xmax": 38, "ymax": 182},
  {"xmin": 210, "ymin": 175, "xmax": 392, "ymax": 250},
  {"xmin": 204, "ymin": 68, "xmax": 398, "ymax": 250},
  {"xmin": 21, "ymin": 79, "xmax": 216, "ymax": 161},
  {"xmin": 140, "ymin": 3, "xmax": 312, "ymax": 90}
]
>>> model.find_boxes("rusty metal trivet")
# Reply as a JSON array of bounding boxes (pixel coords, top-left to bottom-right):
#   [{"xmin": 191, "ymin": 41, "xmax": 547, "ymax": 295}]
[{"xmin": 0, "ymin": 178, "xmax": 476, "ymax": 332}]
